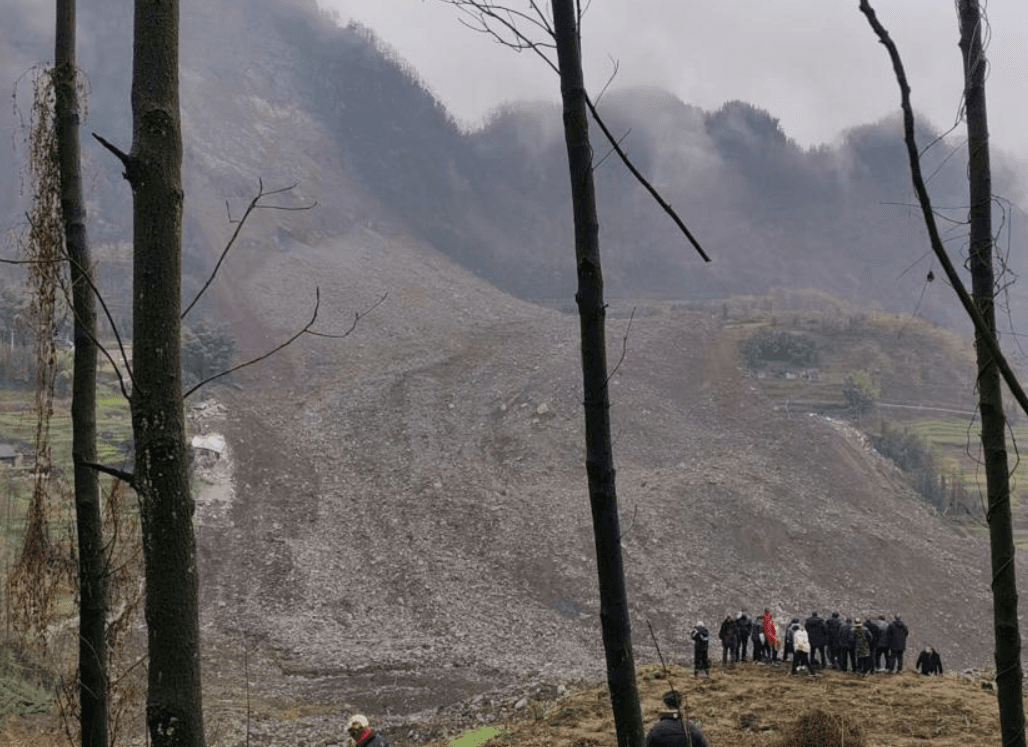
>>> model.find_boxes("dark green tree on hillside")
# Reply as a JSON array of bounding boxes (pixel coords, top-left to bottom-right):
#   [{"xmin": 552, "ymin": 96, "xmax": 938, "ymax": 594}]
[
  {"xmin": 182, "ymin": 322, "xmax": 236, "ymax": 390},
  {"xmin": 842, "ymin": 371, "xmax": 879, "ymax": 416}
]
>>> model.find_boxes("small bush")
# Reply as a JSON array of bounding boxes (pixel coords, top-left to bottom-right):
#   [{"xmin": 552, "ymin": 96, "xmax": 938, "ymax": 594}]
[{"xmin": 773, "ymin": 708, "xmax": 864, "ymax": 747}]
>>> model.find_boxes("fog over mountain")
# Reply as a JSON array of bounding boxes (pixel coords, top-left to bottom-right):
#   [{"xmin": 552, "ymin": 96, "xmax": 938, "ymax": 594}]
[{"xmin": 3, "ymin": 0, "xmax": 1027, "ymax": 333}]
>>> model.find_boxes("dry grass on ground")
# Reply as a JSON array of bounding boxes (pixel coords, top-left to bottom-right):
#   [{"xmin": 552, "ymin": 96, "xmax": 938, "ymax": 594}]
[
  {"xmin": 432, "ymin": 662, "xmax": 1009, "ymax": 747},
  {"xmin": 0, "ymin": 661, "xmax": 1013, "ymax": 747}
]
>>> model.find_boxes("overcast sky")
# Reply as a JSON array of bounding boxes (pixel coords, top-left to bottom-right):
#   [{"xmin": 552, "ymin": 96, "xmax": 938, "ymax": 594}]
[{"xmin": 318, "ymin": 0, "xmax": 1028, "ymax": 160}]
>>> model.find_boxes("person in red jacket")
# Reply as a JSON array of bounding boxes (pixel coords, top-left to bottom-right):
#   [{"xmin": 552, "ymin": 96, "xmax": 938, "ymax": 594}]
[
  {"xmin": 762, "ymin": 609, "xmax": 779, "ymax": 662},
  {"xmin": 346, "ymin": 714, "xmax": 389, "ymax": 747}
]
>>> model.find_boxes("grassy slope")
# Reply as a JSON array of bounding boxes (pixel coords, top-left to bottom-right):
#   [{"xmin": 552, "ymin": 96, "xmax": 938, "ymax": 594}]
[
  {"xmin": 720, "ymin": 294, "xmax": 1028, "ymax": 520},
  {"xmin": 426, "ymin": 662, "xmax": 1004, "ymax": 747}
]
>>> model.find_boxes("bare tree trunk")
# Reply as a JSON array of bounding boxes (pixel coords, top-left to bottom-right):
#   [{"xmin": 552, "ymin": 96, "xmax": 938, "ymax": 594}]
[
  {"xmin": 550, "ymin": 2, "xmax": 644, "ymax": 745},
  {"xmin": 129, "ymin": 0, "xmax": 205, "ymax": 744},
  {"xmin": 54, "ymin": 0, "xmax": 109, "ymax": 743},
  {"xmin": 957, "ymin": 3, "xmax": 1025, "ymax": 744}
]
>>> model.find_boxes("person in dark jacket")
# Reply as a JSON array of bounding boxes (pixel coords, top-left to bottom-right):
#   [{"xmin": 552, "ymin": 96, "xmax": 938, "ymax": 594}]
[
  {"xmin": 346, "ymin": 714, "xmax": 389, "ymax": 747},
  {"xmin": 872, "ymin": 615, "xmax": 892, "ymax": 671},
  {"xmin": 805, "ymin": 611, "xmax": 827, "ymax": 669},
  {"xmin": 735, "ymin": 611, "xmax": 753, "ymax": 661},
  {"xmin": 645, "ymin": 690, "xmax": 710, "ymax": 747},
  {"xmin": 916, "ymin": 647, "xmax": 943, "ymax": 676},
  {"xmin": 825, "ymin": 611, "xmax": 843, "ymax": 668},
  {"xmin": 750, "ymin": 622, "xmax": 765, "ymax": 662},
  {"xmin": 862, "ymin": 615, "xmax": 880, "ymax": 669},
  {"xmin": 783, "ymin": 618, "xmax": 801, "ymax": 662},
  {"xmin": 690, "ymin": 621, "xmax": 711, "ymax": 677},
  {"xmin": 886, "ymin": 615, "xmax": 910, "ymax": 672},
  {"xmin": 718, "ymin": 615, "xmax": 738, "ymax": 666},
  {"xmin": 838, "ymin": 617, "xmax": 856, "ymax": 672}
]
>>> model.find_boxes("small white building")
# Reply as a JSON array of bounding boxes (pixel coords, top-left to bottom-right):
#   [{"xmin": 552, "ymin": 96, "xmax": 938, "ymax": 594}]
[{"xmin": 190, "ymin": 433, "xmax": 226, "ymax": 460}]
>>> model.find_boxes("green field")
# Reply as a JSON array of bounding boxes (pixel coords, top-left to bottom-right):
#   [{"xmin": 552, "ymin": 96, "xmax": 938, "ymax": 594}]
[
  {"xmin": 0, "ymin": 385, "xmax": 133, "ymax": 473},
  {"xmin": 904, "ymin": 418, "xmax": 1028, "ymax": 509},
  {"xmin": 907, "ymin": 418, "xmax": 1028, "ymax": 474},
  {"xmin": 0, "ymin": 382, "xmax": 134, "ymax": 555}
]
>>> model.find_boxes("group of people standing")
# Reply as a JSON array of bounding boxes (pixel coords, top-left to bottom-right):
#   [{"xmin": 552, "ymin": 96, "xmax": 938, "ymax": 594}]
[{"xmin": 688, "ymin": 610, "xmax": 943, "ymax": 678}]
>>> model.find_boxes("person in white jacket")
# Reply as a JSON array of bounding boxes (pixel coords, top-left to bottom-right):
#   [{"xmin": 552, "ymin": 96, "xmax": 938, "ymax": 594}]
[{"xmin": 791, "ymin": 624, "xmax": 815, "ymax": 676}]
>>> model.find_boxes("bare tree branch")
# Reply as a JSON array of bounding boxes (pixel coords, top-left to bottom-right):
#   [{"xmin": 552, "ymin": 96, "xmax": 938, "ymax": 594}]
[
  {"xmin": 439, "ymin": 0, "xmax": 711, "ymax": 263},
  {"xmin": 16, "ymin": 209, "xmax": 135, "ymax": 397},
  {"xmin": 304, "ymin": 292, "xmax": 387, "ymax": 339},
  {"xmin": 59, "ymin": 246, "xmax": 134, "ymax": 397},
  {"xmin": 858, "ymin": 0, "xmax": 1028, "ymax": 420},
  {"xmin": 184, "ymin": 289, "xmax": 320, "ymax": 399},
  {"xmin": 92, "ymin": 133, "xmax": 140, "ymax": 186},
  {"xmin": 0, "ymin": 256, "xmax": 50, "ymax": 265},
  {"xmin": 585, "ymin": 96, "xmax": 711, "ymax": 263},
  {"xmin": 881, "ymin": 201, "xmax": 968, "ymax": 226},
  {"xmin": 605, "ymin": 306, "xmax": 634, "ymax": 385},
  {"xmin": 593, "ymin": 126, "xmax": 630, "ymax": 171},
  {"xmin": 183, "ymin": 290, "xmax": 386, "ymax": 399},
  {"xmin": 442, "ymin": 0, "xmax": 559, "ymax": 74},
  {"xmin": 75, "ymin": 458, "xmax": 135, "ymax": 488},
  {"xmin": 182, "ymin": 179, "xmax": 317, "ymax": 320}
]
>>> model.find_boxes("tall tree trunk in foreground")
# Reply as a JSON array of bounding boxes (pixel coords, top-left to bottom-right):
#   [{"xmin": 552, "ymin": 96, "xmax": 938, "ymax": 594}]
[
  {"xmin": 550, "ymin": 2, "xmax": 644, "ymax": 746},
  {"xmin": 129, "ymin": 0, "xmax": 205, "ymax": 744},
  {"xmin": 958, "ymin": 2, "xmax": 1025, "ymax": 744},
  {"xmin": 54, "ymin": 0, "xmax": 109, "ymax": 743}
]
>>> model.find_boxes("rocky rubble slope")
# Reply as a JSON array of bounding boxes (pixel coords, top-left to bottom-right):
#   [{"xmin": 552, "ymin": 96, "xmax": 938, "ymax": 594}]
[{"xmin": 188, "ymin": 222, "xmax": 1014, "ymax": 734}]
